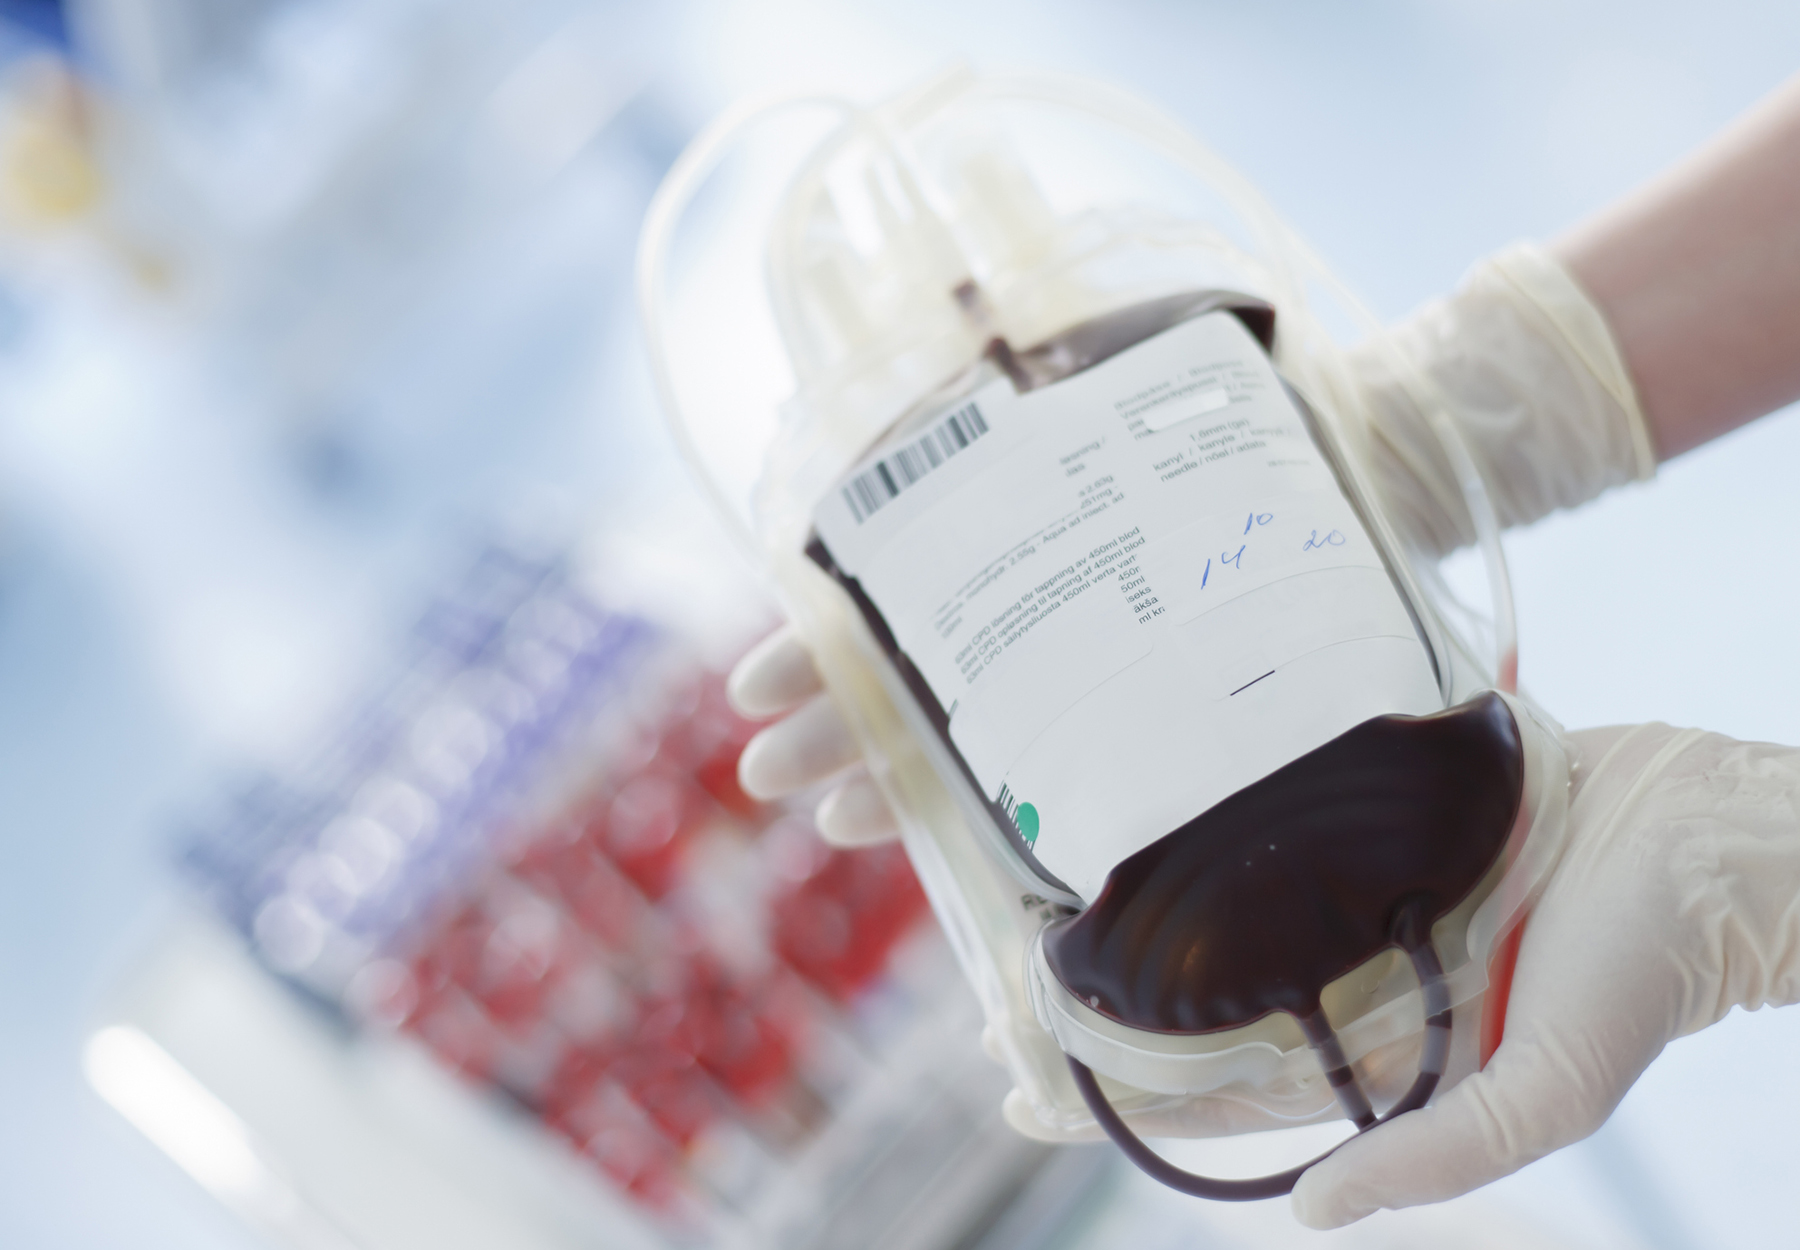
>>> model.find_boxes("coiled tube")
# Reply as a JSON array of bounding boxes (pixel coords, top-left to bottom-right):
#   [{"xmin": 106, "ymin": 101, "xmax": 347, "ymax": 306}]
[{"xmin": 1069, "ymin": 921, "xmax": 1451, "ymax": 1201}]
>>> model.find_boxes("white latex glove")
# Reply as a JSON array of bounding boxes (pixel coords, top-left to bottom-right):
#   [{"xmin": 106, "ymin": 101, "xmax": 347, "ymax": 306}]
[
  {"xmin": 729, "ymin": 625, "xmax": 900, "ymax": 847},
  {"xmin": 1348, "ymin": 241, "xmax": 1657, "ymax": 556},
  {"xmin": 1292, "ymin": 722, "xmax": 1800, "ymax": 1228},
  {"xmin": 734, "ymin": 241, "xmax": 1657, "ymax": 847}
]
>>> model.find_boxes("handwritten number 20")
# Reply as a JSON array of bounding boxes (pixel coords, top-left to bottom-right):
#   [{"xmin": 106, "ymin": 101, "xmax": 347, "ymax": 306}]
[{"xmin": 1304, "ymin": 529, "xmax": 1346, "ymax": 550}]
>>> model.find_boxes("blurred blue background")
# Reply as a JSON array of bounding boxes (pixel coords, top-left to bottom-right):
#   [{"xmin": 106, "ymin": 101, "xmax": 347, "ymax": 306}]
[{"xmin": 1, "ymin": 1, "xmax": 1798, "ymax": 1247}]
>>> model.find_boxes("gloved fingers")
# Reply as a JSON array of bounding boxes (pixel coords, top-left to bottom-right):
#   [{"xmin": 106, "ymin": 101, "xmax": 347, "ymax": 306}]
[
  {"xmin": 1291, "ymin": 851, "xmax": 1670, "ymax": 1231},
  {"xmin": 737, "ymin": 693, "xmax": 863, "ymax": 800},
  {"xmin": 726, "ymin": 625, "xmax": 823, "ymax": 718},
  {"xmin": 1289, "ymin": 715, "xmax": 1800, "ymax": 1230},
  {"xmin": 1289, "ymin": 1024, "xmax": 1615, "ymax": 1229},
  {"xmin": 814, "ymin": 771, "xmax": 900, "ymax": 846}
]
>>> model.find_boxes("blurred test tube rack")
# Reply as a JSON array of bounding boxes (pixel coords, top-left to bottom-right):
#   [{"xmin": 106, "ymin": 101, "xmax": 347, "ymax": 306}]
[{"xmin": 88, "ymin": 540, "xmax": 1098, "ymax": 1250}]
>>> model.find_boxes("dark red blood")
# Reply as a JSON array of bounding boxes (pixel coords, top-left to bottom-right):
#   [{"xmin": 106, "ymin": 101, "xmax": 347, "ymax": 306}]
[{"xmin": 1044, "ymin": 694, "xmax": 1524, "ymax": 1034}]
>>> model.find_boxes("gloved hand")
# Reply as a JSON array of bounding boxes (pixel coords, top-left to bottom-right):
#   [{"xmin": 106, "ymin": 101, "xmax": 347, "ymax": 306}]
[
  {"xmin": 733, "ymin": 241, "xmax": 1657, "ymax": 843},
  {"xmin": 730, "ymin": 623, "xmax": 901, "ymax": 846},
  {"xmin": 1291, "ymin": 721, "xmax": 1800, "ymax": 1226},
  {"xmin": 1345, "ymin": 240, "xmax": 1656, "ymax": 556}
]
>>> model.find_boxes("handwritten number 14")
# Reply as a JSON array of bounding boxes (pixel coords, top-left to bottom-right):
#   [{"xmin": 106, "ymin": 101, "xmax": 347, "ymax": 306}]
[{"xmin": 1201, "ymin": 516, "xmax": 1340, "ymax": 592}]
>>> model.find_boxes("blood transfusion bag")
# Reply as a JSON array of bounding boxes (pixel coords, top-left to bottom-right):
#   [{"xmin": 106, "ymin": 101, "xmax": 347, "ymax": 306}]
[{"xmin": 639, "ymin": 66, "xmax": 1571, "ymax": 1197}]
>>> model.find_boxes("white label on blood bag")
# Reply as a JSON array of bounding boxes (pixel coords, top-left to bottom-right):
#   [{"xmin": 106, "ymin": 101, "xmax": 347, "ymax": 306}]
[{"xmin": 814, "ymin": 312, "xmax": 1441, "ymax": 900}]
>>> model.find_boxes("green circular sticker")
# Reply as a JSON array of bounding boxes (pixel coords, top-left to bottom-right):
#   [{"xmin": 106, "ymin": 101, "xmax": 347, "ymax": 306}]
[{"xmin": 1015, "ymin": 802, "xmax": 1040, "ymax": 847}]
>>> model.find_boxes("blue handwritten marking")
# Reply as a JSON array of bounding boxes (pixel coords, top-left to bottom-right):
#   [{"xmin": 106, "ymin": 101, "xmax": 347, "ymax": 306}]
[
  {"xmin": 1201, "ymin": 557, "xmax": 1211, "ymax": 588},
  {"xmin": 1223, "ymin": 544, "xmax": 1246, "ymax": 570},
  {"xmin": 1303, "ymin": 529, "xmax": 1347, "ymax": 551},
  {"xmin": 1243, "ymin": 511, "xmax": 1275, "ymax": 535}
]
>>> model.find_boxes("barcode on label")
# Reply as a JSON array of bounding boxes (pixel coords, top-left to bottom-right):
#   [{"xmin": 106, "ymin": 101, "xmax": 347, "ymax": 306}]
[
  {"xmin": 997, "ymin": 781, "xmax": 1021, "ymax": 826},
  {"xmin": 841, "ymin": 401, "xmax": 990, "ymax": 523}
]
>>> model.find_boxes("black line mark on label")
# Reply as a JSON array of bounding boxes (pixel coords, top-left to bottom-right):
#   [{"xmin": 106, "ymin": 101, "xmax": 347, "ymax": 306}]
[{"xmin": 1229, "ymin": 670, "xmax": 1277, "ymax": 696}]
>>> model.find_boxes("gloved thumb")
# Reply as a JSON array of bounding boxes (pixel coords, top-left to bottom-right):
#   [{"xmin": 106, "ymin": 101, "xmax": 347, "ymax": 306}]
[{"xmin": 1289, "ymin": 1026, "xmax": 1615, "ymax": 1229}]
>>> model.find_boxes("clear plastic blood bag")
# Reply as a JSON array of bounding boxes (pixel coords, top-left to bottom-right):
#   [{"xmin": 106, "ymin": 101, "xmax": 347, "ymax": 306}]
[{"xmin": 640, "ymin": 65, "xmax": 1573, "ymax": 1199}]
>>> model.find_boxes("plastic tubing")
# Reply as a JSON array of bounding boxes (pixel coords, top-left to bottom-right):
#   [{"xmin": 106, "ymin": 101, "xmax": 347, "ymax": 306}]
[
  {"xmin": 640, "ymin": 71, "xmax": 1518, "ymax": 695},
  {"xmin": 1070, "ymin": 915, "xmax": 1452, "ymax": 1201},
  {"xmin": 635, "ymin": 90, "xmax": 863, "ymax": 565}
]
